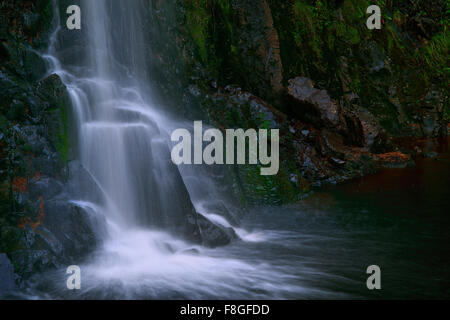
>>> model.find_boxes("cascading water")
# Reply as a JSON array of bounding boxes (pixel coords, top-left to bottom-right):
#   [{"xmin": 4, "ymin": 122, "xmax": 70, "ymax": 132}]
[
  {"xmin": 53, "ymin": 0, "xmax": 194, "ymax": 231},
  {"xmin": 28, "ymin": 0, "xmax": 321, "ymax": 299}
]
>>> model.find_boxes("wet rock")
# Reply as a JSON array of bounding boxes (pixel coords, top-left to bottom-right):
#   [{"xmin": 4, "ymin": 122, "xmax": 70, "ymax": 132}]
[
  {"xmin": 295, "ymin": 144, "xmax": 331, "ymax": 181},
  {"xmin": 0, "ymin": 253, "xmax": 18, "ymax": 298},
  {"xmin": 420, "ymin": 89, "xmax": 445, "ymax": 137},
  {"xmin": 208, "ymin": 89, "xmax": 286, "ymax": 129},
  {"xmin": 37, "ymin": 74, "xmax": 69, "ymax": 107},
  {"xmin": 320, "ymin": 130, "xmax": 348, "ymax": 158},
  {"xmin": 289, "ymin": 119, "xmax": 384, "ymax": 185},
  {"xmin": 66, "ymin": 161, "xmax": 105, "ymax": 205},
  {"xmin": 28, "ymin": 176, "xmax": 63, "ymax": 201},
  {"xmin": 197, "ymin": 213, "xmax": 236, "ymax": 248},
  {"xmin": 200, "ymin": 202, "xmax": 240, "ymax": 227},
  {"xmin": 342, "ymin": 105, "xmax": 384, "ymax": 150},
  {"xmin": 230, "ymin": 0, "xmax": 283, "ymax": 99},
  {"xmin": 42, "ymin": 201, "xmax": 100, "ymax": 259},
  {"xmin": 286, "ymin": 77, "xmax": 341, "ymax": 129},
  {"xmin": 9, "ymin": 249, "xmax": 57, "ymax": 278},
  {"xmin": 9, "ymin": 201, "xmax": 102, "ymax": 278},
  {"xmin": 181, "ymin": 248, "xmax": 200, "ymax": 255}
]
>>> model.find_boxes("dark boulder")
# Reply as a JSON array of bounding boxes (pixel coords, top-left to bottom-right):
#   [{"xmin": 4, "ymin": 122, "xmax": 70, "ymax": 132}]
[
  {"xmin": 197, "ymin": 213, "xmax": 237, "ymax": 248},
  {"xmin": 28, "ymin": 176, "xmax": 64, "ymax": 201},
  {"xmin": 420, "ymin": 89, "xmax": 446, "ymax": 137},
  {"xmin": 9, "ymin": 248, "xmax": 59, "ymax": 279},
  {"xmin": 42, "ymin": 201, "xmax": 102, "ymax": 259},
  {"xmin": 65, "ymin": 161, "xmax": 106, "ymax": 206},
  {"xmin": 207, "ymin": 87, "xmax": 286, "ymax": 129},
  {"xmin": 9, "ymin": 201, "xmax": 103, "ymax": 278},
  {"xmin": 180, "ymin": 206, "xmax": 236, "ymax": 248},
  {"xmin": 342, "ymin": 104, "xmax": 385, "ymax": 151},
  {"xmin": 286, "ymin": 77, "xmax": 341, "ymax": 129},
  {"xmin": 287, "ymin": 76, "xmax": 386, "ymax": 152}
]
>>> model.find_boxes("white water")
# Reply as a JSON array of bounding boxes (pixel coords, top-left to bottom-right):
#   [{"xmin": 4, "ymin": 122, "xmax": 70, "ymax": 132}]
[{"xmin": 37, "ymin": 0, "xmax": 317, "ymax": 299}]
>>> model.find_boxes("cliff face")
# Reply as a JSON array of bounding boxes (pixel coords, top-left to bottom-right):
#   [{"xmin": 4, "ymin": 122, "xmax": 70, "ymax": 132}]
[
  {"xmin": 0, "ymin": 0, "xmax": 102, "ymax": 286},
  {"xmin": 147, "ymin": 0, "xmax": 448, "ymax": 204},
  {"xmin": 270, "ymin": 0, "xmax": 448, "ymax": 137}
]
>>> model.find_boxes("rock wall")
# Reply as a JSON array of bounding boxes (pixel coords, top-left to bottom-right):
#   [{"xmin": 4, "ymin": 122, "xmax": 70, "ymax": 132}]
[
  {"xmin": 269, "ymin": 0, "xmax": 448, "ymax": 136},
  {"xmin": 0, "ymin": 0, "xmax": 102, "ymax": 285},
  {"xmin": 145, "ymin": 0, "xmax": 448, "ymax": 204}
]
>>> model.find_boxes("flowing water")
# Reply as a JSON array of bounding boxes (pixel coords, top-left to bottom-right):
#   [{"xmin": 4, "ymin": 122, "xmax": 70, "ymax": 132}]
[
  {"xmin": 20, "ymin": 2, "xmax": 450, "ymax": 299},
  {"xmin": 32, "ymin": 0, "xmax": 318, "ymax": 299}
]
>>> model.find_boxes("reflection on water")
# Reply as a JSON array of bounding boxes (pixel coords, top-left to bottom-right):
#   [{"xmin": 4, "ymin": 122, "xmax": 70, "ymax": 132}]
[{"xmin": 22, "ymin": 139, "xmax": 450, "ymax": 299}]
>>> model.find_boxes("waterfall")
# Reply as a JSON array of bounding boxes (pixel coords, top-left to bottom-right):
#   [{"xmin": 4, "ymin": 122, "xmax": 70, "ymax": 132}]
[
  {"xmin": 47, "ymin": 0, "xmax": 197, "ymax": 231},
  {"xmin": 36, "ymin": 0, "xmax": 309, "ymax": 299}
]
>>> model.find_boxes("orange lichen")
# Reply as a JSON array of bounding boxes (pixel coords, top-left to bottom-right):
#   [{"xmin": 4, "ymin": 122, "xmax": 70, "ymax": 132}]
[
  {"xmin": 375, "ymin": 152, "xmax": 411, "ymax": 162},
  {"xmin": 12, "ymin": 177, "xmax": 28, "ymax": 193},
  {"xmin": 18, "ymin": 196, "xmax": 45, "ymax": 230}
]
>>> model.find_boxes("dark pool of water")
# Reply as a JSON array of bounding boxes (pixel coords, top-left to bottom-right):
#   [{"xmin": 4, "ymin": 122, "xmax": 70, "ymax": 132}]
[
  {"xmin": 17, "ymin": 138, "xmax": 450, "ymax": 300},
  {"xmin": 229, "ymin": 138, "xmax": 450, "ymax": 299}
]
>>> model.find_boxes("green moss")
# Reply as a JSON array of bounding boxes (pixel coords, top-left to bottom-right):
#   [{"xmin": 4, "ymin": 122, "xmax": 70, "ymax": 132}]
[
  {"xmin": 417, "ymin": 32, "xmax": 449, "ymax": 80},
  {"xmin": 239, "ymin": 163, "xmax": 300, "ymax": 205},
  {"xmin": 186, "ymin": 0, "xmax": 210, "ymax": 63},
  {"xmin": 341, "ymin": 0, "xmax": 369, "ymax": 24},
  {"xmin": 292, "ymin": 1, "xmax": 323, "ymax": 59}
]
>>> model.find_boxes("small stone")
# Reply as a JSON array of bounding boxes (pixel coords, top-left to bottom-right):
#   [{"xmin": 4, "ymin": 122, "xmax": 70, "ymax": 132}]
[{"xmin": 330, "ymin": 157, "xmax": 346, "ymax": 165}]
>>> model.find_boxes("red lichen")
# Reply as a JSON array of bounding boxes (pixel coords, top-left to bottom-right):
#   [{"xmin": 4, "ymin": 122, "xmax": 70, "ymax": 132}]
[
  {"xmin": 12, "ymin": 177, "xmax": 28, "ymax": 193},
  {"xmin": 375, "ymin": 152, "xmax": 411, "ymax": 162},
  {"xmin": 18, "ymin": 196, "xmax": 45, "ymax": 230}
]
